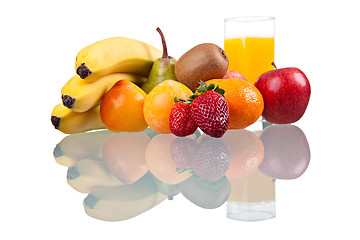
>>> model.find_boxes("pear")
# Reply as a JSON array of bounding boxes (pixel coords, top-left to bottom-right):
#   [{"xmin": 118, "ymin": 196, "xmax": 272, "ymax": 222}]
[{"xmin": 142, "ymin": 28, "xmax": 177, "ymax": 94}]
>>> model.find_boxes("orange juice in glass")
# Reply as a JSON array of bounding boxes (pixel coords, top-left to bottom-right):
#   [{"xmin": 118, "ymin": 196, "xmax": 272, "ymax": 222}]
[{"xmin": 224, "ymin": 17, "xmax": 275, "ymax": 84}]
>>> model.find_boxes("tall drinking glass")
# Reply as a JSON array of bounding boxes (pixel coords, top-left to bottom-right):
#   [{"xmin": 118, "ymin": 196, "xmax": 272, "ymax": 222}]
[{"xmin": 224, "ymin": 17, "xmax": 275, "ymax": 84}]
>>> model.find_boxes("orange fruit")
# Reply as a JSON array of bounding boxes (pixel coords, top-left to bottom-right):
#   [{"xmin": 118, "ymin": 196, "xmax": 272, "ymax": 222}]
[
  {"xmin": 145, "ymin": 134, "xmax": 192, "ymax": 184},
  {"xmin": 100, "ymin": 80, "xmax": 148, "ymax": 132},
  {"xmin": 143, "ymin": 80, "xmax": 193, "ymax": 134},
  {"xmin": 205, "ymin": 78, "xmax": 264, "ymax": 129},
  {"xmin": 223, "ymin": 129, "xmax": 264, "ymax": 178}
]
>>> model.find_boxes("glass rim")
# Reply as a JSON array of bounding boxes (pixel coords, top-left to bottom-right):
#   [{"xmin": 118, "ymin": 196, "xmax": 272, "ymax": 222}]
[{"xmin": 224, "ymin": 16, "xmax": 275, "ymax": 23}]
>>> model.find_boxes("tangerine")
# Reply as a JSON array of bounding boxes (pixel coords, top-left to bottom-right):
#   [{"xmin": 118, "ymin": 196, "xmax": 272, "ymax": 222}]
[
  {"xmin": 100, "ymin": 80, "xmax": 148, "ymax": 132},
  {"xmin": 143, "ymin": 80, "xmax": 193, "ymax": 134},
  {"xmin": 205, "ymin": 79, "xmax": 264, "ymax": 129}
]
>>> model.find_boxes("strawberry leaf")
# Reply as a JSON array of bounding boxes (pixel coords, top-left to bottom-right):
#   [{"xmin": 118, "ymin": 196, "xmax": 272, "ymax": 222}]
[
  {"xmin": 188, "ymin": 94, "xmax": 199, "ymax": 99},
  {"xmin": 207, "ymin": 83, "xmax": 215, "ymax": 91},
  {"xmin": 197, "ymin": 81, "xmax": 208, "ymax": 94},
  {"xmin": 214, "ymin": 85, "xmax": 225, "ymax": 97},
  {"xmin": 174, "ymin": 97, "xmax": 186, "ymax": 103}
]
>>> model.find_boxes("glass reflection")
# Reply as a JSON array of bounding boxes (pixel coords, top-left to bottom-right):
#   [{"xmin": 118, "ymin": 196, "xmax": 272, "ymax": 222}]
[{"xmin": 227, "ymin": 170, "xmax": 276, "ymax": 221}]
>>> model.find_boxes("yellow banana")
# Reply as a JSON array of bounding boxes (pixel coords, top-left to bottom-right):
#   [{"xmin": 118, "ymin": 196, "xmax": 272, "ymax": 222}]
[
  {"xmin": 75, "ymin": 37, "xmax": 162, "ymax": 82},
  {"xmin": 61, "ymin": 73, "xmax": 147, "ymax": 112},
  {"xmin": 53, "ymin": 130, "xmax": 112, "ymax": 167},
  {"xmin": 51, "ymin": 103, "xmax": 105, "ymax": 134}
]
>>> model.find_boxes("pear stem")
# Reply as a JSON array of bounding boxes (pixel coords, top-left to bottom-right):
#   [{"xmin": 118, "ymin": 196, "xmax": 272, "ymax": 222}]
[
  {"xmin": 271, "ymin": 62, "xmax": 277, "ymax": 69},
  {"xmin": 156, "ymin": 27, "xmax": 169, "ymax": 59}
]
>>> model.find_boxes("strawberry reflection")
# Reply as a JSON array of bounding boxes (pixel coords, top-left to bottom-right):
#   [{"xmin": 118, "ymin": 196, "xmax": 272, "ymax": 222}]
[
  {"xmin": 146, "ymin": 134, "xmax": 193, "ymax": 185},
  {"xmin": 170, "ymin": 135, "xmax": 230, "ymax": 209},
  {"xmin": 170, "ymin": 138, "xmax": 197, "ymax": 170},
  {"xmin": 192, "ymin": 135, "xmax": 230, "ymax": 182},
  {"xmin": 259, "ymin": 124, "xmax": 311, "ymax": 179},
  {"xmin": 171, "ymin": 135, "xmax": 230, "ymax": 183}
]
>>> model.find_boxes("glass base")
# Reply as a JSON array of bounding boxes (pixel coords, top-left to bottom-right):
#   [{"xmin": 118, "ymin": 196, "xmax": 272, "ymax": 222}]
[
  {"xmin": 227, "ymin": 200, "xmax": 276, "ymax": 221},
  {"xmin": 245, "ymin": 117, "xmax": 272, "ymax": 132}
]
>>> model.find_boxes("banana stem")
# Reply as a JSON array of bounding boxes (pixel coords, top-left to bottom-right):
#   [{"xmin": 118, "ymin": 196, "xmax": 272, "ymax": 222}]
[{"xmin": 156, "ymin": 27, "xmax": 169, "ymax": 59}]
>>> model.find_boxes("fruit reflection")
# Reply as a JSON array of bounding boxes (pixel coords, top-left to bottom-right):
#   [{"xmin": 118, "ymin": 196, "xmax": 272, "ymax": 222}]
[
  {"xmin": 53, "ymin": 130, "xmax": 112, "ymax": 166},
  {"xmin": 259, "ymin": 124, "xmax": 310, "ymax": 179},
  {"xmin": 84, "ymin": 172, "xmax": 166, "ymax": 221},
  {"xmin": 179, "ymin": 175, "xmax": 231, "ymax": 209},
  {"xmin": 170, "ymin": 137, "xmax": 197, "ymax": 169},
  {"xmin": 192, "ymin": 135, "xmax": 230, "ymax": 182},
  {"xmin": 152, "ymin": 177, "xmax": 180, "ymax": 200},
  {"xmin": 146, "ymin": 134, "xmax": 192, "ymax": 184},
  {"xmin": 170, "ymin": 135, "xmax": 230, "ymax": 182},
  {"xmin": 102, "ymin": 132, "xmax": 150, "ymax": 184},
  {"xmin": 67, "ymin": 158, "xmax": 124, "ymax": 193},
  {"xmin": 224, "ymin": 129, "xmax": 264, "ymax": 178},
  {"xmin": 53, "ymin": 124, "xmax": 310, "ymax": 222}
]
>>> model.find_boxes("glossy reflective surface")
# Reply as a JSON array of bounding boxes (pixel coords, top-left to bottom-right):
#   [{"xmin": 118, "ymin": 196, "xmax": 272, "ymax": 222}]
[{"xmin": 53, "ymin": 124, "xmax": 310, "ymax": 222}]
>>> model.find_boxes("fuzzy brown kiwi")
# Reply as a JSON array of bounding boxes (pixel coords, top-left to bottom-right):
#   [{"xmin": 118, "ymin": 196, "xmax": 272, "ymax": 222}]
[{"xmin": 174, "ymin": 43, "xmax": 229, "ymax": 92}]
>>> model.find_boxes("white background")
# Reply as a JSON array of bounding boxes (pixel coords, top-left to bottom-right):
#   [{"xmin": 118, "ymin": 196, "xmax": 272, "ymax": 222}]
[{"xmin": 1, "ymin": 0, "xmax": 359, "ymax": 239}]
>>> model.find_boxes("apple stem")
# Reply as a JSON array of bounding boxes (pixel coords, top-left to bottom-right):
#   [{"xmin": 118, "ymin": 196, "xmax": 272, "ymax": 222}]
[
  {"xmin": 156, "ymin": 27, "xmax": 169, "ymax": 59},
  {"xmin": 271, "ymin": 62, "xmax": 278, "ymax": 69}
]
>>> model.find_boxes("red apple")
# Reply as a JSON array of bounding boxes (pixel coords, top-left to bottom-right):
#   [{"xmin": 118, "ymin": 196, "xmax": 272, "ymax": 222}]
[
  {"xmin": 254, "ymin": 64, "xmax": 311, "ymax": 124},
  {"xmin": 223, "ymin": 71, "xmax": 247, "ymax": 81},
  {"xmin": 258, "ymin": 124, "xmax": 310, "ymax": 179}
]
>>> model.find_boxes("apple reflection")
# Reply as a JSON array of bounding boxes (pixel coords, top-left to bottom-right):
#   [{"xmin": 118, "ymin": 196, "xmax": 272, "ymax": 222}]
[{"xmin": 259, "ymin": 124, "xmax": 311, "ymax": 179}]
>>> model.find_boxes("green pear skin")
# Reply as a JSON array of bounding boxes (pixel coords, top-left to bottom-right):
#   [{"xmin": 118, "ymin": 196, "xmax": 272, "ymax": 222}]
[{"xmin": 141, "ymin": 57, "xmax": 177, "ymax": 94}]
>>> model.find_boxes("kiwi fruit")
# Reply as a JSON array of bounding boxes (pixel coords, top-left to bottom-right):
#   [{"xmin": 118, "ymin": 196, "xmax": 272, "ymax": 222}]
[{"xmin": 174, "ymin": 43, "xmax": 229, "ymax": 92}]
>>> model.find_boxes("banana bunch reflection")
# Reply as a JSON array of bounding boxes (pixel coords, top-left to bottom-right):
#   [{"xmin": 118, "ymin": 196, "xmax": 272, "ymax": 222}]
[{"xmin": 53, "ymin": 124, "xmax": 310, "ymax": 222}]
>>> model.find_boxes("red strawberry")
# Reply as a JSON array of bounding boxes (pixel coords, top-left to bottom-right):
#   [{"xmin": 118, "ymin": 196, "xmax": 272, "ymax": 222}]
[
  {"xmin": 190, "ymin": 84, "xmax": 229, "ymax": 138},
  {"xmin": 169, "ymin": 101, "xmax": 197, "ymax": 137}
]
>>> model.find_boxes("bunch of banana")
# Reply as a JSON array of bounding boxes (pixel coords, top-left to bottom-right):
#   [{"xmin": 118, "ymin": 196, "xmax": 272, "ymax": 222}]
[
  {"xmin": 51, "ymin": 103, "xmax": 105, "ymax": 134},
  {"xmin": 75, "ymin": 37, "xmax": 162, "ymax": 82},
  {"xmin": 61, "ymin": 73, "xmax": 147, "ymax": 112},
  {"xmin": 51, "ymin": 37, "xmax": 162, "ymax": 134}
]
